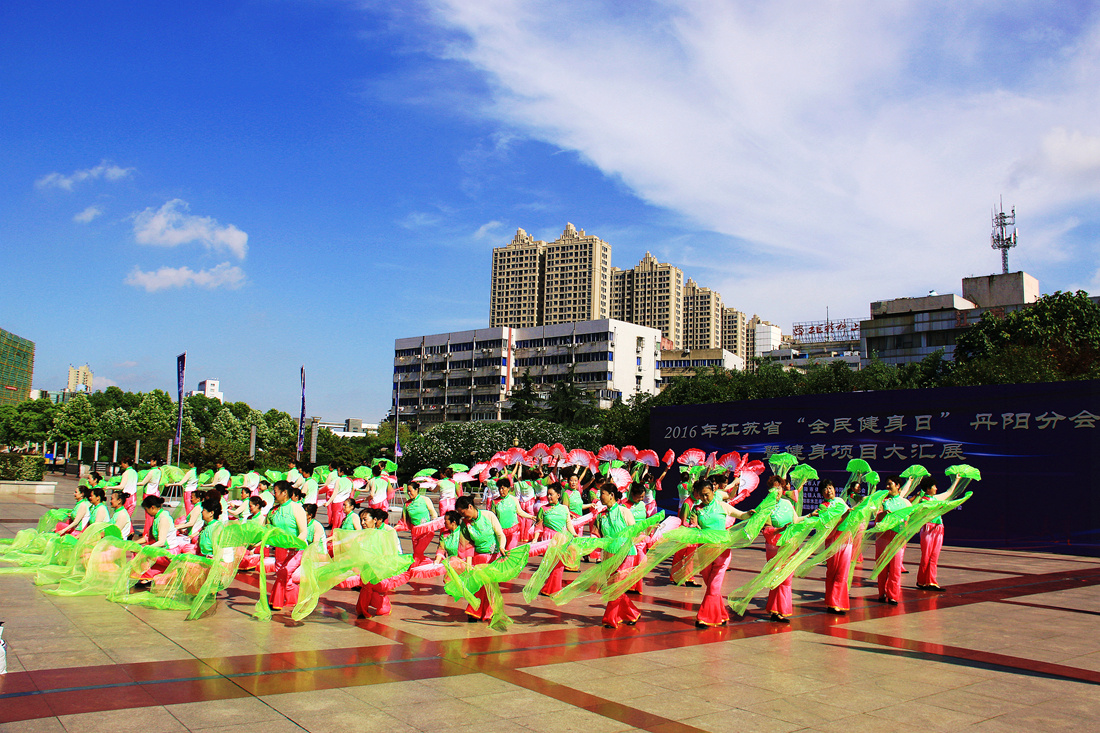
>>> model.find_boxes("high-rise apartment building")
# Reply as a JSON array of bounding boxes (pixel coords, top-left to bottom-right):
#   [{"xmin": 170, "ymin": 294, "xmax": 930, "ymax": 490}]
[
  {"xmin": 610, "ymin": 252, "xmax": 684, "ymax": 347},
  {"xmin": 683, "ymin": 279, "xmax": 724, "ymax": 350},
  {"xmin": 722, "ymin": 307, "xmax": 748, "ymax": 362},
  {"xmin": 0, "ymin": 328, "xmax": 35, "ymax": 406},
  {"xmin": 489, "ymin": 224, "xmax": 611, "ymax": 328},
  {"xmin": 67, "ymin": 364, "xmax": 93, "ymax": 393}
]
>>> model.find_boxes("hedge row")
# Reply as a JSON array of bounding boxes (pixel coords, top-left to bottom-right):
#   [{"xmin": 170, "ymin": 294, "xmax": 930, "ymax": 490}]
[{"xmin": 0, "ymin": 454, "xmax": 46, "ymax": 481}]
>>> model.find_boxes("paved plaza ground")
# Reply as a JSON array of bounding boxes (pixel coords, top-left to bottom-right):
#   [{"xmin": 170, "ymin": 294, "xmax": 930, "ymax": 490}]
[{"xmin": 1, "ymin": 477, "xmax": 1098, "ymax": 733}]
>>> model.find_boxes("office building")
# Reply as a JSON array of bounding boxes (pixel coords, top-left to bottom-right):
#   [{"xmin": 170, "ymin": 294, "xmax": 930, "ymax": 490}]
[
  {"xmin": 859, "ymin": 272, "xmax": 1041, "ymax": 366},
  {"xmin": 187, "ymin": 379, "xmax": 224, "ymax": 403},
  {"xmin": 0, "ymin": 328, "xmax": 35, "ymax": 406},
  {"xmin": 67, "ymin": 364, "xmax": 93, "ymax": 393},
  {"xmin": 657, "ymin": 348, "xmax": 744, "ymax": 389},
  {"xmin": 489, "ymin": 224, "xmax": 612, "ymax": 329},
  {"xmin": 610, "ymin": 252, "xmax": 684, "ymax": 347},
  {"xmin": 393, "ymin": 319, "xmax": 661, "ymax": 429},
  {"xmin": 683, "ymin": 279, "xmax": 724, "ymax": 350}
]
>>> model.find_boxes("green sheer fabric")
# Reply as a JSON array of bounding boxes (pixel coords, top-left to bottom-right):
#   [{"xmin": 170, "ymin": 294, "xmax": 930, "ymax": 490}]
[
  {"xmin": 868, "ymin": 491, "xmax": 973, "ymax": 580},
  {"xmin": 549, "ymin": 514, "xmax": 662, "ymax": 605},
  {"xmin": 442, "ymin": 545, "xmax": 530, "ymax": 631},
  {"xmin": 768, "ymin": 452, "xmax": 799, "ymax": 479}
]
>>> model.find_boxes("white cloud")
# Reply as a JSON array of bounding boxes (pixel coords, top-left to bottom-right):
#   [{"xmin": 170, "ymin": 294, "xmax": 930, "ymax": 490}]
[
  {"xmin": 411, "ymin": 0, "xmax": 1100, "ymax": 325},
  {"xmin": 473, "ymin": 220, "xmax": 503, "ymax": 239},
  {"xmin": 95, "ymin": 376, "xmax": 120, "ymax": 390},
  {"xmin": 125, "ymin": 262, "xmax": 246, "ymax": 292},
  {"xmin": 36, "ymin": 160, "xmax": 135, "ymax": 190},
  {"xmin": 73, "ymin": 205, "xmax": 103, "ymax": 223},
  {"xmin": 132, "ymin": 199, "xmax": 248, "ymax": 260},
  {"xmin": 114, "ymin": 361, "xmax": 139, "ymax": 369}
]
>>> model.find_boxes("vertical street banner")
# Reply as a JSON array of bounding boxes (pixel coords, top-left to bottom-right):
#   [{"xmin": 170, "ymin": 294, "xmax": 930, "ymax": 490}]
[
  {"xmin": 297, "ymin": 366, "xmax": 307, "ymax": 455},
  {"xmin": 175, "ymin": 352, "xmax": 186, "ymax": 446},
  {"xmin": 652, "ymin": 380, "xmax": 1100, "ymax": 556}
]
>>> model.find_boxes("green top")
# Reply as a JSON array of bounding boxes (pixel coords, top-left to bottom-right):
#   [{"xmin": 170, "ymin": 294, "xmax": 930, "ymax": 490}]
[
  {"xmin": 629, "ymin": 501, "xmax": 647, "ymax": 522},
  {"xmin": 916, "ymin": 494, "xmax": 943, "ymax": 525},
  {"xmin": 404, "ymin": 495, "xmax": 433, "ymax": 526},
  {"xmin": 441, "ymin": 530, "xmax": 460, "ymax": 557},
  {"xmin": 149, "ymin": 509, "xmax": 170, "ymax": 543},
  {"xmin": 883, "ymin": 495, "xmax": 911, "ymax": 514},
  {"xmin": 307, "ymin": 519, "xmax": 325, "ymax": 544},
  {"xmin": 268, "ymin": 501, "xmax": 298, "ymax": 534},
  {"xmin": 72, "ymin": 498, "xmax": 91, "ymax": 528},
  {"xmin": 769, "ymin": 497, "xmax": 795, "ymax": 529},
  {"xmin": 340, "ymin": 513, "xmax": 359, "ymax": 531},
  {"xmin": 693, "ymin": 500, "xmax": 727, "ymax": 531},
  {"xmin": 90, "ymin": 502, "xmax": 111, "ymax": 524},
  {"xmin": 198, "ymin": 520, "xmax": 223, "ymax": 556},
  {"xmin": 677, "ymin": 480, "xmax": 692, "ymax": 500},
  {"xmin": 538, "ymin": 503, "xmax": 570, "ymax": 532},
  {"xmin": 437, "ymin": 479, "xmax": 457, "ymax": 499},
  {"xmin": 461, "ymin": 509, "xmax": 498, "ymax": 554},
  {"xmin": 367, "ymin": 476, "xmax": 389, "ymax": 501},
  {"xmin": 598, "ymin": 503, "xmax": 636, "ymax": 556},
  {"xmin": 565, "ymin": 489, "xmax": 583, "ymax": 514},
  {"xmin": 494, "ymin": 494, "xmax": 520, "ymax": 530}
]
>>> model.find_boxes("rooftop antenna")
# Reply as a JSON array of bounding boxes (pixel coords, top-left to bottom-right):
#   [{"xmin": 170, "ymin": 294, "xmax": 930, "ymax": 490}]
[{"xmin": 991, "ymin": 197, "xmax": 1018, "ymax": 275}]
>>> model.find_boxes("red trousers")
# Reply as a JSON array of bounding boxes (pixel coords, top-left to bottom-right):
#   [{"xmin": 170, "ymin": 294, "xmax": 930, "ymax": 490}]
[
  {"xmin": 602, "ymin": 554, "xmax": 641, "ymax": 627},
  {"xmin": 270, "ymin": 548, "xmax": 302, "ymax": 609},
  {"xmin": 918, "ymin": 523, "xmax": 944, "ymax": 587},
  {"xmin": 328, "ymin": 502, "xmax": 346, "ymax": 531},
  {"xmin": 825, "ymin": 541, "xmax": 853, "ymax": 610},
  {"xmin": 876, "ymin": 531, "xmax": 904, "ymax": 601},
  {"xmin": 540, "ymin": 561, "xmax": 565, "ymax": 595},
  {"xmin": 697, "ymin": 549, "xmax": 732, "ymax": 626},
  {"xmin": 465, "ymin": 553, "xmax": 494, "ymax": 620},
  {"xmin": 411, "ymin": 531, "xmax": 434, "ymax": 566},
  {"xmin": 765, "ymin": 537, "xmax": 793, "ymax": 616},
  {"xmin": 502, "ymin": 526, "xmax": 520, "ymax": 550}
]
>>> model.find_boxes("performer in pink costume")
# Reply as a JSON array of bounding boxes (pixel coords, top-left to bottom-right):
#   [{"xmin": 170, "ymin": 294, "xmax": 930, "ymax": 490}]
[
  {"xmin": 875, "ymin": 476, "xmax": 909, "ymax": 605},
  {"xmin": 401, "ymin": 482, "xmax": 439, "ymax": 566},
  {"xmin": 915, "ymin": 474, "xmax": 966, "ymax": 591},
  {"xmin": 764, "ymin": 477, "xmax": 799, "ymax": 623},
  {"xmin": 690, "ymin": 484, "xmax": 751, "ymax": 627},
  {"xmin": 534, "ymin": 484, "xmax": 576, "ymax": 595},
  {"xmin": 455, "ymin": 495, "xmax": 506, "ymax": 622},
  {"xmin": 437, "ymin": 468, "xmax": 459, "ymax": 514},
  {"xmin": 598, "ymin": 486, "xmax": 640, "ymax": 628},
  {"xmin": 356, "ymin": 508, "xmax": 409, "ymax": 617},
  {"xmin": 267, "ymin": 481, "xmax": 309, "ymax": 611},
  {"xmin": 815, "ymin": 480, "xmax": 852, "ymax": 614},
  {"xmin": 326, "ymin": 463, "xmax": 351, "ymax": 530},
  {"xmin": 492, "ymin": 478, "xmax": 535, "ymax": 550}
]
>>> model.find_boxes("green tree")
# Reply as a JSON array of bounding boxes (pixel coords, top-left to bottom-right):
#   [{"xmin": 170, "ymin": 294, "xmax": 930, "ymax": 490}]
[
  {"xmin": 9, "ymin": 398, "xmax": 56, "ymax": 445},
  {"xmin": 185, "ymin": 394, "xmax": 222, "ymax": 434},
  {"xmin": 507, "ymin": 371, "xmax": 544, "ymax": 420},
  {"xmin": 49, "ymin": 394, "xmax": 99, "ymax": 443},
  {"xmin": 98, "ymin": 407, "xmax": 134, "ymax": 442},
  {"xmin": 953, "ymin": 290, "xmax": 1100, "ymax": 383},
  {"xmin": 130, "ymin": 393, "xmax": 173, "ymax": 441},
  {"xmin": 0, "ymin": 404, "xmax": 17, "ymax": 446},
  {"xmin": 210, "ymin": 407, "xmax": 247, "ymax": 447},
  {"xmin": 545, "ymin": 369, "xmax": 598, "ymax": 427}
]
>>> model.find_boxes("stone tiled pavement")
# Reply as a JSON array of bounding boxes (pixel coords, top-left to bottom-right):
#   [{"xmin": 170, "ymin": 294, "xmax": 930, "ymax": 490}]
[{"xmin": 1, "ymin": 478, "xmax": 1097, "ymax": 733}]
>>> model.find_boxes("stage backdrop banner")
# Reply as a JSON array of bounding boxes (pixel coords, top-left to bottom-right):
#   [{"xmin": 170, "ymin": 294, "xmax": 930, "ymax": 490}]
[{"xmin": 651, "ymin": 380, "xmax": 1100, "ymax": 556}]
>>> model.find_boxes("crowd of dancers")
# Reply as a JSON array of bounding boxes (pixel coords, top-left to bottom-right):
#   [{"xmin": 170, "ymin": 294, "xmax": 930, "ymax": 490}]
[{"xmin": 0, "ymin": 443, "xmax": 978, "ymax": 630}]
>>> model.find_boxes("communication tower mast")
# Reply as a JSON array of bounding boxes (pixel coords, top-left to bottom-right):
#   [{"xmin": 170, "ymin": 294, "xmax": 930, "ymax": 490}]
[{"xmin": 991, "ymin": 198, "xmax": 1018, "ymax": 275}]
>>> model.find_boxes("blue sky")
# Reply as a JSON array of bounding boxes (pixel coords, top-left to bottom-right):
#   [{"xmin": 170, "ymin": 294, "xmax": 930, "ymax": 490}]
[{"xmin": 3, "ymin": 1, "xmax": 1099, "ymax": 422}]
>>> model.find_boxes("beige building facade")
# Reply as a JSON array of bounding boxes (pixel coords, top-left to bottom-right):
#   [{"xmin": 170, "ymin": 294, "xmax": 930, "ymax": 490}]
[
  {"xmin": 610, "ymin": 252, "xmax": 684, "ymax": 348},
  {"xmin": 489, "ymin": 224, "xmax": 610, "ymax": 328},
  {"xmin": 67, "ymin": 363, "xmax": 93, "ymax": 393},
  {"xmin": 722, "ymin": 307, "xmax": 748, "ymax": 362},
  {"xmin": 683, "ymin": 279, "xmax": 724, "ymax": 350}
]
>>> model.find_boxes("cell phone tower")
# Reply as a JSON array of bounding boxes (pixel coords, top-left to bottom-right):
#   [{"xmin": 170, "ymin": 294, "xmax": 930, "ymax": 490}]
[{"xmin": 991, "ymin": 197, "xmax": 1018, "ymax": 275}]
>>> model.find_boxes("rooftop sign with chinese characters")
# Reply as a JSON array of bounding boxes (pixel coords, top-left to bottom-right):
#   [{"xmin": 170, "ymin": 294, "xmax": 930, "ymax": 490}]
[
  {"xmin": 791, "ymin": 318, "xmax": 861, "ymax": 344},
  {"xmin": 652, "ymin": 379, "xmax": 1100, "ymax": 556}
]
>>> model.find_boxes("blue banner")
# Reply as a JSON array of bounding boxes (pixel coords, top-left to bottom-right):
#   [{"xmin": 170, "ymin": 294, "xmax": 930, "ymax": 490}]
[
  {"xmin": 297, "ymin": 366, "xmax": 306, "ymax": 456},
  {"xmin": 652, "ymin": 380, "xmax": 1100, "ymax": 555},
  {"xmin": 175, "ymin": 352, "xmax": 186, "ymax": 446}
]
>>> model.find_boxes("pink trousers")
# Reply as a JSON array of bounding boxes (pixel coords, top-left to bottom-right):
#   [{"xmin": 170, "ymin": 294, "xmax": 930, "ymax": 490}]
[
  {"xmin": 602, "ymin": 554, "xmax": 641, "ymax": 627},
  {"xmin": 465, "ymin": 553, "xmax": 493, "ymax": 620},
  {"xmin": 697, "ymin": 549, "xmax": 732, "ymax": 626},
  {"xmin": 825, "ymin": 541, "xmax": 853, "ymax": 610},
  {"xmin": 918, "ymin": 523, "xmax": 944, "ymax": 587},
  {"xmin": 765, "ymin": 535, "xmax": 793, "ymax": 616},
  {"xmin": 270, "ymin": 548, "xmax": 302, "ymax": 609},
  {"xmin": 876, "ymin": 531, "xmax": 903, "ymax": 601},
  {"xmin": 540, "ymin": 561, "xmax": 565, "ymax": 595}
]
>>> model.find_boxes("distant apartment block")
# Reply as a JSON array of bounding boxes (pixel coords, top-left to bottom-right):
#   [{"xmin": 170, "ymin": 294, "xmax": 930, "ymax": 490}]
[
  {"xmin": 610, "ymin": 252, "xmax": 684, "ymax": 348},
  {"xmin": 658, "ymin": 347, "xmax": 745, "ymax": 388},
  {"xmin": 67, "ymin": 363, "xmax": 93, "ymax": 393},
  {"xmin": 187, "ymin": 379, "xmax": 224, "ymax": 403},
  {"xmin": 683, "ymin": 279, "xmax": 724, "ymax": 350},
  {"xmin": 489, "ymin": 224, "xmax": 612, "ymax": 329},
  {"xmin": 722, "ymin": 307, "xmax": 748, "ymax": 362}
]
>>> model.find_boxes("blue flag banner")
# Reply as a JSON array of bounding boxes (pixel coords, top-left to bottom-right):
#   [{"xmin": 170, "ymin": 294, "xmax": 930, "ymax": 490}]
[
  {"xmin": 175, "ymin": 352, "xmax": 186, "ymax": 446},
  {"xmin": 297, "ymin": 366, "xmax": 307, "ymax": 455},
  {"xmin": 652, "ymin": 380, "xmax": 1100, "ymax": 556}
]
